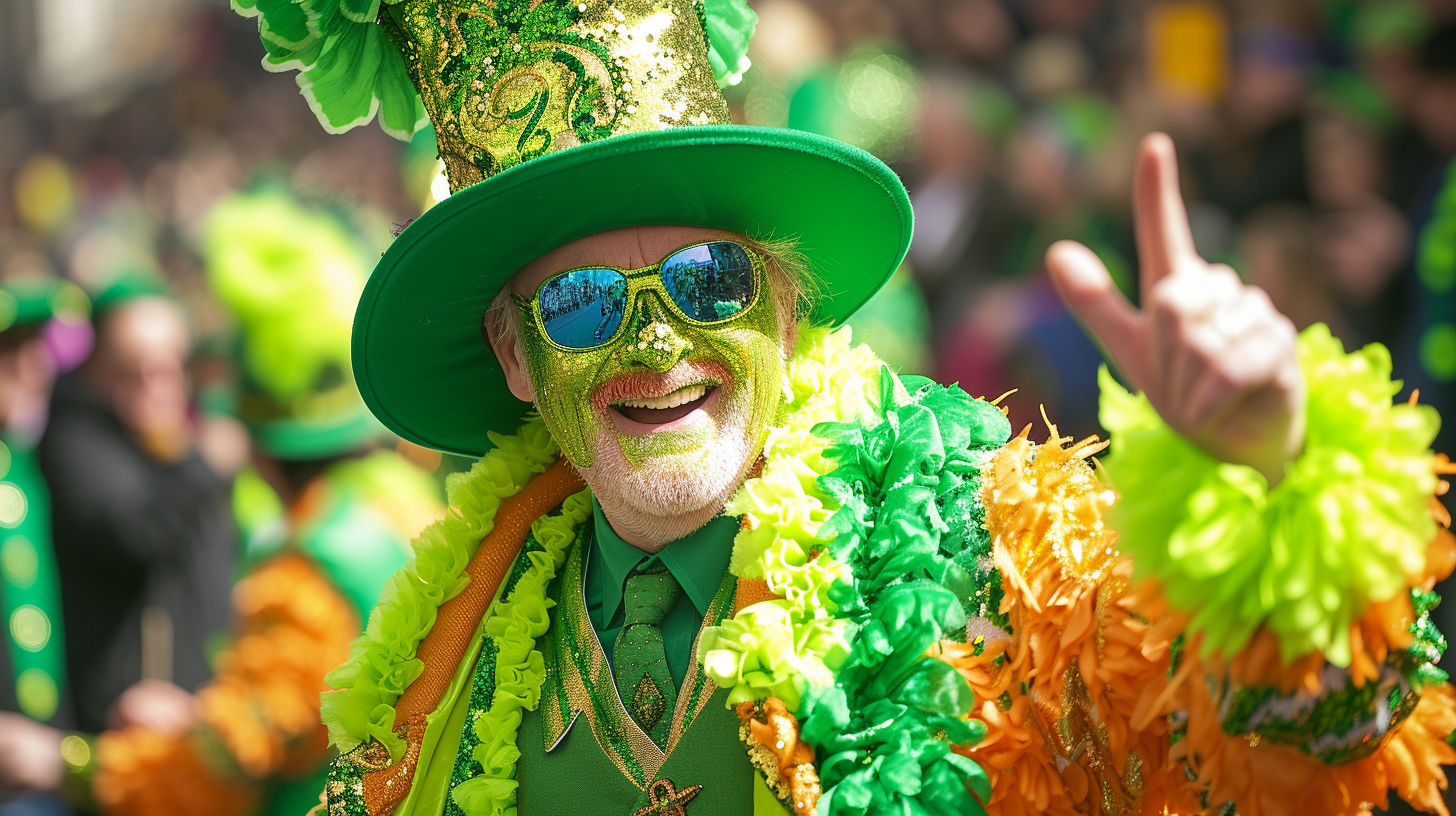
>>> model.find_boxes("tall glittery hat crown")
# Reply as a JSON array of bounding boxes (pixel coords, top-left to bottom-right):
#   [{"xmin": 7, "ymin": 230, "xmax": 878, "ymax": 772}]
[
  {"xmin": 236, "ymin": 0, "xmax": 756, "ymax": 192},
  {"xmin": 239, "ymin": 0, "xmax": 913, "ymax": 460}
]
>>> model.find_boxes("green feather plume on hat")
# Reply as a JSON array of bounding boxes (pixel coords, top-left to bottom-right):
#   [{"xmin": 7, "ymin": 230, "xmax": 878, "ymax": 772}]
[
  {"xmin": 202, "ymin": 191, "xmax": 378, "ymax": 460},
  {"xmin": 233, "ymin": 0, "xmax": 756, "ymax": 141}
]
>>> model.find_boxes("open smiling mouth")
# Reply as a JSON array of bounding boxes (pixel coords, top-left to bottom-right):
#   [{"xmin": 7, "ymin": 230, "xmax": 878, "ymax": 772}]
[{"xmin": 609, "ymin": 382, "xmax": 719, "ymax": 425}]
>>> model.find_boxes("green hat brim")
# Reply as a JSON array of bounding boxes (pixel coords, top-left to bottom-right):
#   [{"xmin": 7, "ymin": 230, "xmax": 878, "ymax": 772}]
[
  {"xmin": 1, "ymin": 278, "xmax": 90, "ymax": 333},
  {"xmin": 253, "ymin": 409, "xmax": 387, "ymax": 461},
  {"xmin": 91, "ymin": 274, "xmax": 170, "ymax": 316},
  {"xmin": 353, "ymin": 126, "xmax": 913, "ymax": 457}
]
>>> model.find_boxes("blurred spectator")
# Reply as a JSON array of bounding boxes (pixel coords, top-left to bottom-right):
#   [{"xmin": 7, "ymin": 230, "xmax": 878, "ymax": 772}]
[
  {"xmin": 0, "ymin": 278, "xmax": 83, "ymax": 816},
  {"xmin": 1411, "ymin": 24, "xmax": 1456, "ymax": 160},
  {"xmin": 956, "ymin": 97, "xmax": 1133, "ymax": 438},
  {"xmin": 1238, "ymin": 203, "xmax": 1345, "ymax": 331},
  {"xmin": 45, "ymin": 190, "xmax": 446, "ymax": 816},
  {"xmin": 38, "ymin": 283, "xmax": 235, "ymax": 735},
  {"xmin": 1354, "ymin": 0, "xmax": 1440, "ymax": 214},
  {"xmin": 1397, "ymin": 23, "xmax": 1456, "ymax": 513},
  {"xmin": 906, "ymin": 70, "xmax": 1019, "ymax": 330},
  {"xmin": 934, "ymin": 0, "xmax": 1017, "ymax": 66},
  {"xmin": 1190, "ymin": 26, "xmax": 1314, "ymax": 220},
  {"xmin": 1304, "ymin": 74, "xmax": 1413, "ymax": 348}
]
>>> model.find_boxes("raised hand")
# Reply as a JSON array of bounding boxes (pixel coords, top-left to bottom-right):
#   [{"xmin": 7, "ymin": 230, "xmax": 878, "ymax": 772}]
[{"xmin": 1046, "ymin": 133, "xmax": 1304, "ymax": 483}]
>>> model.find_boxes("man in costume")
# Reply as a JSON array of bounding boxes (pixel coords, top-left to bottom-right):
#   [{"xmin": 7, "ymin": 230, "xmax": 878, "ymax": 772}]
[
  {"xmin": 0, "ymin": 193, "xmax": 445, "ymax": 816},
  {"xmin": 237, "ymin": 2, "xmax": 1456, "ymax": 814}
]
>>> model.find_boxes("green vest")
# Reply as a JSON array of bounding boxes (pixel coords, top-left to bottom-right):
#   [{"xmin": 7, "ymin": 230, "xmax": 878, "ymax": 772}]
[
  {"xmin": 323, "ymin": 497, "xmax": 790, "ymax": 816},
  {"xmin": 518, "ymin": 686, "xmax": 749, "ymax": 815},
  {"xmin": 516, "ymin": 535, "xmax": 752, "ymax": 815},
  {"xmin": 432, "ymin": 528, "xmax": 756, "ymax": 816}
]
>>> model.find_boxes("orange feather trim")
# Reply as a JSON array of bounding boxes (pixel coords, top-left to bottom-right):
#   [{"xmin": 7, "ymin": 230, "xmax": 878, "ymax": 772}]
[
  {"xmin": 938, "ymin": 425, "xmax": 1198, "ymax": 816},
  {"xmin": 1126, "ymin": 461, "xmax": 1456, "ymax": 816}
]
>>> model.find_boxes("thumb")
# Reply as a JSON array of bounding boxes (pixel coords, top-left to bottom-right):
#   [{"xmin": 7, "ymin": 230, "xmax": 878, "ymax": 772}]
[{"xmin": 1046, "ymin": 240, "xmax": 1152, "ymax": 390}]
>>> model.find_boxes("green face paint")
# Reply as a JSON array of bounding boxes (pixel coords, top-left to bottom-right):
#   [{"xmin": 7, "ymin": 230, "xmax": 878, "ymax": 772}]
[{"xmin": 515, "ymin": 253, "xmax": 785, "ymax": 471}]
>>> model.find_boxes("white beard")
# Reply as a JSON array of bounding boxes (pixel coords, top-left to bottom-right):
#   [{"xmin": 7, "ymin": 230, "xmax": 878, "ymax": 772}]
[{"xmin": 577, "ymin": 407, "xmax": 756, "ymax": 548}]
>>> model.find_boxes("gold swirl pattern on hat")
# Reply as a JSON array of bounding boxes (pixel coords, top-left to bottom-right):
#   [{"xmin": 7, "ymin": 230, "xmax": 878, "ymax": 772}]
[{"xmin": 383, "ymin": 0, "xmax": 731, "ymax": 192}]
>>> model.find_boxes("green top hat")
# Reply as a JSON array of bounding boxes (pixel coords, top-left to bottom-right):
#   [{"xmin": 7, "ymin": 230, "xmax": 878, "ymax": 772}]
[
  {"xmin": 90, "ymin": 272, "xmax": 171, "ymax": 317},
  {"xmin": 237, "ymin": 0, "xmax": 914, "ymax": 456},
  {"xmin": 203, "ymin": 190, "xmax": 386, "ymax": 460}
]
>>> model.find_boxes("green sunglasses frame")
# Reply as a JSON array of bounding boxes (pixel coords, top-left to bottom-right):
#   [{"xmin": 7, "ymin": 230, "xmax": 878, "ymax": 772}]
[{"xmin": 515, "ymin": 240, "xmax": 767, "ymax": 353}]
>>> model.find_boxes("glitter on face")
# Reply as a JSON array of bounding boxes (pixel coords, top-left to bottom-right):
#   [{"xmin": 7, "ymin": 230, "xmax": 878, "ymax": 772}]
[{"xmin": 515, "ymin": 251, "xmax": 786, "ymax": 515}]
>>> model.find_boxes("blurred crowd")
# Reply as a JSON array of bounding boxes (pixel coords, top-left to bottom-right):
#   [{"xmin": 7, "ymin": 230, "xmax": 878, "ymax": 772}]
[
  {"xmin": 0, "ymin": 0, "xmax": 1453, "ymax": 811},
  {"xmin": 734, "ymin": 0, "xmax": 1456, "ymax": 458}
]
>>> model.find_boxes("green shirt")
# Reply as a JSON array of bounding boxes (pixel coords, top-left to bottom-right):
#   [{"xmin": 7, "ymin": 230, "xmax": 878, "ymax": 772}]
[{"xmin": 583, "ymin": 499, "xmax": 737, "ymax": 689}]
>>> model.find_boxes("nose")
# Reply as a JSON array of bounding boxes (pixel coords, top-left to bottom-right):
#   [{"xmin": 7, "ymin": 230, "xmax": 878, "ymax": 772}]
[{"xmin": 618, "ymin": 292, "xmax": 692, "ymax": 372}]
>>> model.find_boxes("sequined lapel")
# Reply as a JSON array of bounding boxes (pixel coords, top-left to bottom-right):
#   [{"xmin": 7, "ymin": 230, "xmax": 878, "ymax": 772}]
[{"xmin": 540, "ymin": 525, "xmax": 736, "ymax": 789}]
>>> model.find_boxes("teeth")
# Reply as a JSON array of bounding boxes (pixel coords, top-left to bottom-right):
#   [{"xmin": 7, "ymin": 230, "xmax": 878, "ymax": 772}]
[{"xmin": 617, "ymin": 384, "xmax": 708, "ymax": 410}]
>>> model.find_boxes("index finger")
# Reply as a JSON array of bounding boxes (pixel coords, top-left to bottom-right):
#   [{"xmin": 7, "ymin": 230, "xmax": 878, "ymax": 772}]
[{"xmin": 1133, "ymin": 132, "xmax": 1199, "ymax": 295}]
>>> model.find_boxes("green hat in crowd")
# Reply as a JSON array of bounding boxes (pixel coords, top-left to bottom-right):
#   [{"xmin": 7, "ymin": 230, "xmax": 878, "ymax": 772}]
[
  {"xmin": 203, "ymin": 190, "xmax": 385, "ymax": 460},
  {"xmin": 237, "ymin": 0, "xmax": 914, "ymax": 456},
  {"xmin": 89, "ymin": 272, "xmax": 171, "ymax": 317},
  {"xmin": 0, "ymin": 278, "xmax": 89, "ymax": 334}
]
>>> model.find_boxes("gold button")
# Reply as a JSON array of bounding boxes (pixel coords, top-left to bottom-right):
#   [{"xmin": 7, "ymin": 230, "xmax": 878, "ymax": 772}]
[
  {"xmin": 2, "ymin": 536, "xmax": 38, "ymax": 588},
  {"xmin": 16, "ymin": 668, "xmax": 57, "ymax": 721},
  {"xmin": 0, "ymin": 483, "xmax": 26, "ymax": 528},
  {"xmin": 10, "ymin": 605, "xmax": 50, "ymax": 651}
]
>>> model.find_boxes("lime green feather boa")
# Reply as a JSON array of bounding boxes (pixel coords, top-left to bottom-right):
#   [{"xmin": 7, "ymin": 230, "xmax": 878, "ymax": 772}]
[
  {"xmin": 1100, "ymin": 324, "xmax": 1441, "ymax": 665},
  {"xmin": 319, "ymin": 418, "xmax": 561, "ymax": 757},
  {"xmin": 700, "ymin": 325, "xmax": 885, "ymax": 709}
]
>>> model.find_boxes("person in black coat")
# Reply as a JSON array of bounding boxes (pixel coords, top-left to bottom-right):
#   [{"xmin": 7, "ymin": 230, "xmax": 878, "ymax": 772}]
[{"xmin": 38, "ymin": 289, "xmax": 235, "ymax": 735}]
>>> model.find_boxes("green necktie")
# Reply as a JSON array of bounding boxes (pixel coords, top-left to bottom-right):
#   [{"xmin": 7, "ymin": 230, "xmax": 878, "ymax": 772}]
[{"xmin": 614, "ymin": 558, "xmax": 682, "ymax": 748}]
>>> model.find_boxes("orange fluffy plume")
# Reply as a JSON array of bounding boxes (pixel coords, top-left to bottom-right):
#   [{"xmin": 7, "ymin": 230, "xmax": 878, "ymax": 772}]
[
  {"xmin": 1126, "ymin": 459, "xmax": 1456, "ymax": 816},
  {"xmin": 94, "ymin": 554, "xmax": 358, "ymax": 816},
  {"xmin": 937, "ymin": 424, "xmax": 1197, "ymax": 816}
]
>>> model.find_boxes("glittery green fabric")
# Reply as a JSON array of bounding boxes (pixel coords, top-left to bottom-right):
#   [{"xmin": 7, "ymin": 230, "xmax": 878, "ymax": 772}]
[
  {"xmin": 1212, "ymin": 586, "xmax": 1449, "ymax": 766},
  {"xmin": 234, "ymin": 0, "xmax": 757, "ymax": 154},
  {"xmin": 249, "ymin": 0, "xmax": 744, "ymax": 192},
  {"xmin": 1404, "ymin": 587, "xmax": 1450, "ymax": 688},
  {"xmin": 322, "ymin": 742, "xmax": 372, "ymax": 816}
]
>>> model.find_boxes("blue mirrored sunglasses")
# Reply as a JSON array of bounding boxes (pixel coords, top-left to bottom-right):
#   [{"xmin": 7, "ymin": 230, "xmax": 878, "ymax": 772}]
[{"xmin": 525, "ymin": 240, "xmax": 760, "ymax": 351}]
